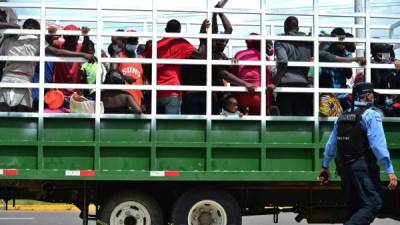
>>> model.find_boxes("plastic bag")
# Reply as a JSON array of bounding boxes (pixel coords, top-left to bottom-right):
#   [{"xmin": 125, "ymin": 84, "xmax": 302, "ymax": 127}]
[
  {"xmin": 70, "ymin": 93, "xmax": 104, "ymax": 114},
  {"xmin": 320, "ymin": 93, "xmax": 343, "ymax": 117}
]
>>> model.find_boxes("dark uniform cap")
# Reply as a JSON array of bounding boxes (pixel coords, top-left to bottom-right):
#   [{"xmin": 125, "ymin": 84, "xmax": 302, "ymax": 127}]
[
  {"xmin": 353, "ymin": 82, "xmax": 374, "ymax": 99},
  {"xmin": 371, "ymin": 43, "xmax": 393, "ymax": 55}
]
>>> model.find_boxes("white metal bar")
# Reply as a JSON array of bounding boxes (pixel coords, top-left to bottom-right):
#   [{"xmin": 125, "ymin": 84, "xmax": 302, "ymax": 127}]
[
  {"xmin": 0, "ymin": 56, "xmax": 86, "ymax": 63},
  {"xmin": 18, "ymin": 14, "xmax": 373, "ymax": 30},
  {"xmin": 39, "ymin": 0, "xmax": 46, "ymax": 119},
  {"xmin": 0, "ymin": 29, "xmax": 41, "ymax": 35},
  {"xmin": 102, "ymin": 18, "xmax": 151, "ymax": 23},
  {"xmin": 95, "ymin": 0, "xmax": 103, "ymax": 119},
  {"xmin": 318, "ymin": 37, "xmax": 366, "ymax": 43},
  {"xmin": 370, "ymin": 64, "xmax": 400, "ymax": 69},
  {"xmin": 102, "ymin": 5, "xmax": 151, "ymax": 11},
  {"xmin": 265, "ymin": 116, "xmax": 316, "ymax": 122},
  {"xmin": 260, "ymin": 0, "xmax": 267, "ymax": 122},
  {"xmin": 0, "ymin": 56, "xmax": 370, "ymax": 68},
  {"xmin": 370, "ymin": 38, "xmax": 400, "ymax": 44},
  {"xmin": 365, "ymin": 0, "xmax": 371, "ymax": 83},
  {"xmin": 318, "ymin": 12, "xmax": 366, "ymax": 18},
  {"xmin": 0, "ymin": 56, "xmax": 41, "ymax": 62},
  {"xmin": 65, "ymin": 20, "xmax": 364, "ymax": 31},
  {"xmin": 156, "ymin": 7, "xmax": 262, "ymax": 14},
  {"xmin": 212, "ymin": 8, "xmax": 262, "ymax": 14},
  {"xmin": 151, "ymin": 0, "xmax": 158, "ymax": 146},
  {"xmin": 370, "ymin": 13, "xmax": 400, "ymax": 19},
  {"xmin": 370, "ymin": 25, "xmax": 393, "ymax": 30},
  {"xmin": 206, "ymin": 0, "xmax": 213, "ymax": 161},
  {"xmin": 42, "ymin": 30, "xmax": 97, "ymax": 36},
  {"xmin": 389, "ymin": 21, "xmax": 400, "ymax": 39},
  {"xmin": 265, "ymin": 10, "xmax": 314, "ymax": 16},
  {"xmin": 101, "ymin": 31, "xmax": 153, "ymax": 37},
  {"xmin": 373, "ymin": 89, "xmax": 400, "ymax": 95},
  {"xmin": 44, "ymin": 3, "xmax": 98, "ymax": 10},
  {"xmin": 0, "ymin": 112, "xmax": 39, "ymax": 118},
  {"xmin": 313, "ymin": 0, "xmax": 320, "ymax": 152},
  {"xmin": 318, "ymin": 62, "xmax": 365, "ymax": 68},
  {"xmin": 0, "ymin": 2, "xmax": 41, "ymax": 8},
  {"xmin": 9, "ymin": 82, "xmax": 400, "ymax": 95}
]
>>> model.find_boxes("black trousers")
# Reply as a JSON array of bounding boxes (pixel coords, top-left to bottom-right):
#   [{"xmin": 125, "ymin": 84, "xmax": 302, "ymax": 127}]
[
  {"xmin": 339, "ymin": 159, "xmax": 383, "ymax": 225},
  {"xmin": 181, "ymin": 92, "xmax": 206, "ymax": 115},
  {"xmin": 276, "ymin": 83, "xmax": 313, "ymax": 116},
  {"xmin": 0, "ymin": 103, "xmax": 32, "ymax": 112}
]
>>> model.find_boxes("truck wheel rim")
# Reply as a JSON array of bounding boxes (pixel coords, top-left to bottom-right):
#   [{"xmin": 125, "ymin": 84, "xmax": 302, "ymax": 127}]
[
  {"xmin": 187, "ymin": 200, "xmax": 227, "ymax": 225},
  {"xmin": 110, "ymin": 201, "xmax": 151, "ymax": 225}
]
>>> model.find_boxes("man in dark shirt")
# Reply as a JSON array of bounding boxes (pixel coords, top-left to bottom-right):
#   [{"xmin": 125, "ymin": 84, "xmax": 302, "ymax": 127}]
[
  {"xmin": 319, "ymin": 28, "xmax": 365, "ymax": 88},
  {"xmin": 267, "ymin": 16, "xmax": 313, "ymax": 116}
]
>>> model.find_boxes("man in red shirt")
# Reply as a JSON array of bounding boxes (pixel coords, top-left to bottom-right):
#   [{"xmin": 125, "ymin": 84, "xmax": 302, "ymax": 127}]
[
  {"xmin": 52, "ymin": 24, "xmax": 93, "ymax": 96},
  {"xmin": 145, "ymin": 19, "xmax": 195, "ymax": 114}
]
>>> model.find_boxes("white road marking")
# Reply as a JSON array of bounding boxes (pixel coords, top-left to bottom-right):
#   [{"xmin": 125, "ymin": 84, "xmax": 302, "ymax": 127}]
[{"xmin": 0, "ymin": 218, "xmax": 34, "ymax": 220}]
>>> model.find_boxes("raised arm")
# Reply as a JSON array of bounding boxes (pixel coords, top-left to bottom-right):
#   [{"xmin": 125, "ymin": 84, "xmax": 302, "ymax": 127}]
[
  {"xmin": 81, "ymin": 26, "xmax": 93, "ymax": 54},
  {"xmin": 212, "ymin": 13, "xmax": 218, "ymax": 34},
  {"xmin": 319, "ymin": 42, "xmax": 366, "ymax": 65},
  {"xmin": 218, "ymin": 13, "xmax": 232, "ymax": 34},
  {"xmin": 199, "ymin": 19, "xmax": 210, "ymax": 59},
  {"xmin": 214, "ymin": 0, "xmax": 232, "ymax": 34},
  {"xmin": 46, "ymin": 45, "xmax": 95, "ymax": 63}
]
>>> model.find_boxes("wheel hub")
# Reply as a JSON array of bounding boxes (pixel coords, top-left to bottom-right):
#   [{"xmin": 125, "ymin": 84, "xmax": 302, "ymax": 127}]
[
  {"xmin": 199, "ymin": 212, "xmax": 213, "ymax": 225},
  {"xmin": 124, "ymin": 216, "xmax": 137, "ymax": 225},
  {"xmin": 188, "ymin": 200, "xmax": 227, "ymax": 225},
  {"xmin": 110, "ymin": 201, "xmax": 151, "ymax": 225}
]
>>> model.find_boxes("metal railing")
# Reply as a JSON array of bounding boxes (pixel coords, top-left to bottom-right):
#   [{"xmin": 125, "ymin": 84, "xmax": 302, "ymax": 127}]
[{"xmin": 0, "ymin": 0, "xmax": 399, "ymax": 123}]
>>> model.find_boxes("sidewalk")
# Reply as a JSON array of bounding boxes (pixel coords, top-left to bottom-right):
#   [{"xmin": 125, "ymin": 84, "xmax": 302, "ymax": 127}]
[{"xmin": 0, "ymin": 204, "xmax": 96, "ymax": 212}]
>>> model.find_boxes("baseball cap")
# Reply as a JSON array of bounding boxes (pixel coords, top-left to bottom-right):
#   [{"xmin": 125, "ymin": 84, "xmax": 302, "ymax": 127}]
[
  {"xmin": 64, "ymin": 24, "xmax": 80, "ymax": 31},
  {"xmin": 353, "ymin": 82, "xmax": 374, "ymax": 100}
]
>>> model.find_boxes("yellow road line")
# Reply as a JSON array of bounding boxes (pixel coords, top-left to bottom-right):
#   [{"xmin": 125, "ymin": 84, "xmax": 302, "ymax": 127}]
[{"xmin": 0, "ymin": 204, "xmax": 96, "ymax": 212}]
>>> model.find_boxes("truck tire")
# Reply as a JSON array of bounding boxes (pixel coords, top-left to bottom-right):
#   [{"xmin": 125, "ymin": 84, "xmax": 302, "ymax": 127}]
[
  {"xmin": 97, "ymin": 190, "xmax": 163, "ymax": 225},
  {"xmin": 171, "ymin": 187, "xmax": 241, "ymax": 225}
]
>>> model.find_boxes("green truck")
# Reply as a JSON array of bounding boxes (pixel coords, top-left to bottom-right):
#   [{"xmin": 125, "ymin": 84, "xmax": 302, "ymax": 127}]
[
  {"xmin": 0, "ymin": 1, "xmax": 400, "ymax": 225},
  {"xmin": 0, "ymin": 115, "xmax": 399, "ymax": 224}
]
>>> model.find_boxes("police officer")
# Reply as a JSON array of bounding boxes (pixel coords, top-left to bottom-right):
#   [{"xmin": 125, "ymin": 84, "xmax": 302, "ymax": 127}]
[{"xmin": 319, "ymin": 82, "xmax": 398, "ymax": 225}]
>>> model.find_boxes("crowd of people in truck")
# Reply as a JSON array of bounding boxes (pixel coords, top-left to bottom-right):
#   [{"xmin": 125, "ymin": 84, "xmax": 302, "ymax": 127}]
[{"xmin": 0, "ymin": 5, "xmax": 400, "ymax": 117}]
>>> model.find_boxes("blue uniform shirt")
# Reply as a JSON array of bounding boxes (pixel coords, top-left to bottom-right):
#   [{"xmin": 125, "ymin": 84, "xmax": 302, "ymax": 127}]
[{"xmin": 322, "ymin": 106, "xmax": 395, "ymax": 174}]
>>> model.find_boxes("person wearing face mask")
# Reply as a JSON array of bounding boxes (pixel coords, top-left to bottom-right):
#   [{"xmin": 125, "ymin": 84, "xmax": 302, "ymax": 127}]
[
  {"xmin": 108, "ymin": 29, "xmax": 126, "ymax": 58},
  {"xmin": 113, "ymin": 29, "xmax": 145, "ymax": 111},
  {"xmin": 371, "ymin": 43, "xmax": 400, "ymax": 112},
  {"xmin": 371, "ymin": 43, "xmax": 399, "ymax": 108},
  {"xmin": 319, "ymin": 82, "xmax": 397, "ymax": 225},
  {"xmin": 0, "ymin": 19, "xmax": 95, "ymax": 112}
]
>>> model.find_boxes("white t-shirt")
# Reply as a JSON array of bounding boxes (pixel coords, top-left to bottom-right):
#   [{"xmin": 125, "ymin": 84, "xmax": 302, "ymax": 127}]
[
  {"xmin": 0, "ymin": 34, "xmax": 46, "ymax": 78},
  {"xmin": 221, "ymin": 108, "xmax": 241, "ymax": 116}
]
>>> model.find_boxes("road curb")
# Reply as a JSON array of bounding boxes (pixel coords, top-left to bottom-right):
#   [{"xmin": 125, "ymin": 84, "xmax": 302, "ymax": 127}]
[{"xmin": 0, "ymin": 204, "xmax": 96, "ymax": 212}]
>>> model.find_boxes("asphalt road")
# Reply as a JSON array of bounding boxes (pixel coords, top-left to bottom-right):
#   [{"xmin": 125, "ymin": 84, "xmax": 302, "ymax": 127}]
[{"xmin": 0, "ymin": 211, "xmax": 397, "ymax": 225}]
